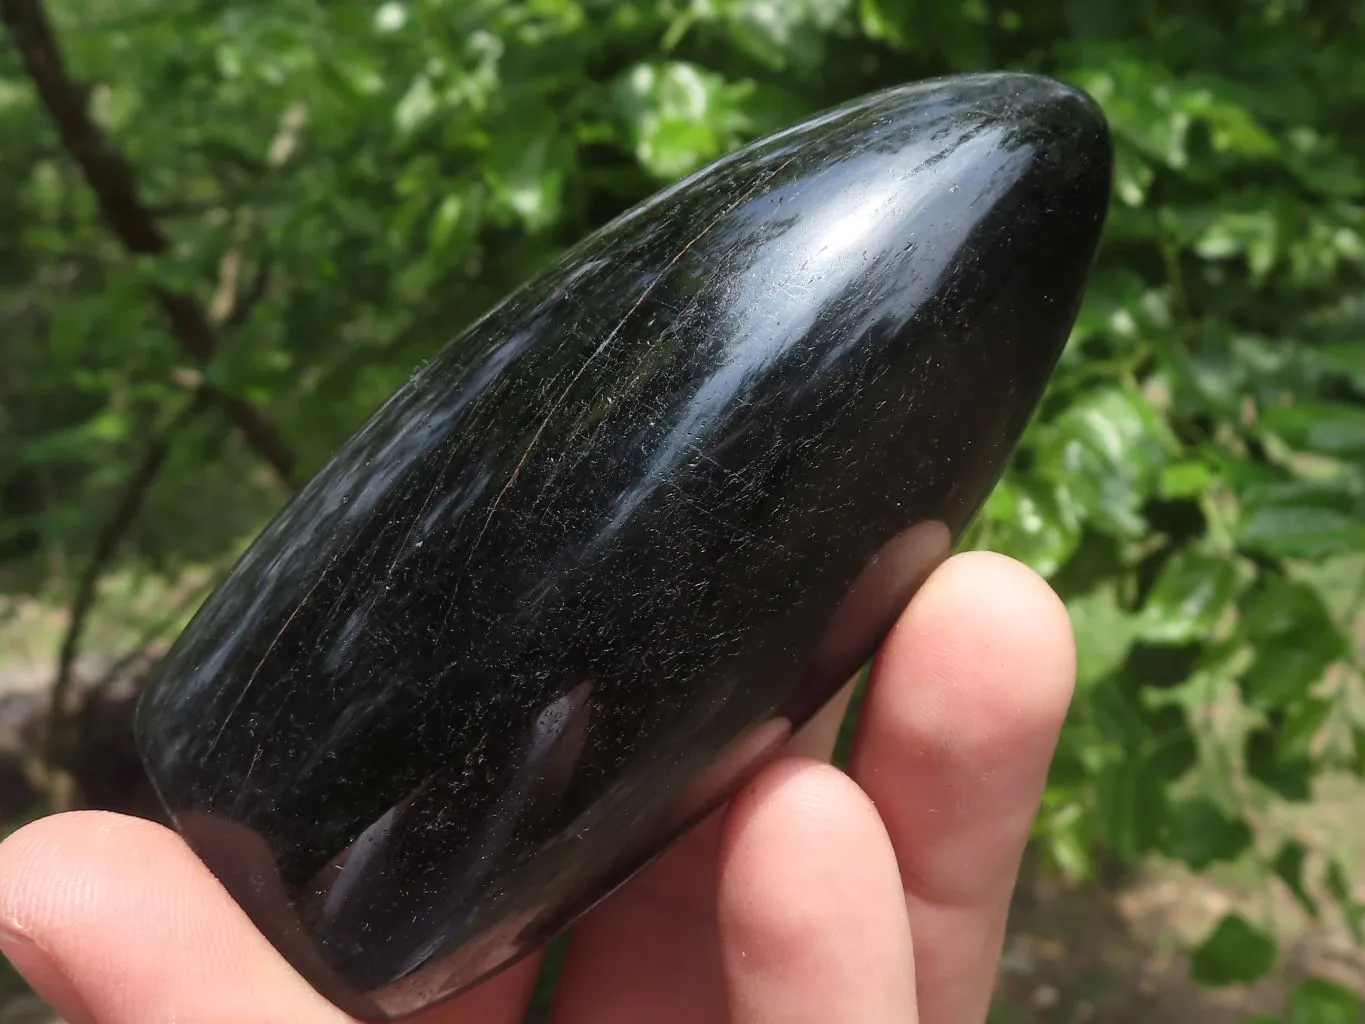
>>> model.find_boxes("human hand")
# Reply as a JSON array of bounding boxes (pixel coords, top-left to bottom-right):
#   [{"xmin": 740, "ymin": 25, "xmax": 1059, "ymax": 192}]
[{"xmin": 0, "ymin": 551, "xmax": 1075, "ymax": 1024}]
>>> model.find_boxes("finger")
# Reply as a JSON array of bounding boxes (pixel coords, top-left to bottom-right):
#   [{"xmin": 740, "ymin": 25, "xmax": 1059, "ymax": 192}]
[
  {"xmin": 0, "ymin": 918, "xmax": 94, "ymax": 1024},
  {"xmin": 717, "ymin": 756, "xmax": 917, "ymax": 1023},
  {"xmin": 0, "ymin": 810, "xmax": 540, "ymax": 1024},
  {"xmin": 847, "ymin": 550, "xmax": 1075, "ymax": 1024},
  {"xmin": 543, "ymin": 521, "xmax": 953, "ymax": 1020},
  {"xmin": 0, "ymin": 811, "xmax": 345, "ymax": 1024},
  {"xmin": 546, "ymin": 682, "xmax": 857, "ymax": 1024}
]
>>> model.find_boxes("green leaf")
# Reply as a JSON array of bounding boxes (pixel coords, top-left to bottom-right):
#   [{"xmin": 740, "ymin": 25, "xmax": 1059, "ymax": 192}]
[
  {"xmin": 1238, "ymin": 475, "xmax": 1365, "ymax": 561},
  {"xmin": 1038, "ymin": 798, "xmax": 1093, "ymax": 881},
  {"xmin": 1146, "ymin": 722, "xmax": 1199, "ymax": 780},
  {"xmin": 1241, "ymin": 500, "xmax": 1365, "ymax": 561},
  {"xmin": 1276, "ymin": 697, "xmax": 1333, "ymax": 763},
  {"xmin": 1325, "ymin": 858, "xmax": 1365, "ymax": 945},
  {"xmin": 131, "ymin": 250, "xmax": 205, "ymax": 293},
  {"xmin": 1246, "ymin": 727, "xmax": 1313, "ymax": 802},
  {"xmin": 857, "ymin": 0, "xmax": 908, "ymax": 45},
  {"xmin": 978, "ymin": 473, "xmax": 1081, "ymax": 578},
  {"xmin": 1090, "ymin": 691, "xmax": 1191, "ymax": 859},
  {"xmin": 1238, "ymin": 578, "xmax": 1347, "ymax": 709},
  {"xmin": 1352, "ymin": 725, "xmax": 1365, "ymax": 780},
  {"xmin": 1316, "ymin": 342, "xmax": 1365, "ymax": 392},
  {"xmin": 484, "ymin": 116, "xmax": 575, "ymax": 232},
  {"xmin": 1172, "ymin": 334, "xmax": 1258, "ymax": 417},
  {"xmin": 703, "ymin": 0, "xmax": 855, "ymax": 72},
  {"xmin": 1037, "ymin": 385, "xmax": 1171, "ymax": 539},
  {"xmin": 1064, "ymin": 267, "xmax": 1157, "ymax": 351},
  {"xmin": 1067, "ymin": 582, "xmax": 1136, "ymax": 690},
  {"xmin": 1159, "ymin": 460, "xmax": 1215, "ymax": 499},
  {"xmin": 22, "ymin": 408, "xmax": 132, "ymax": 464},
  {"xmin": 1123, "ymin": 641, "xmax": 1205, "ymax": 690},
  {"xmin": 1259, "ymin": 399, "xmax": 1365, "ymax": 459},
  {"xmin": 1091, "ymin": 681, "xmax": 1149, "ymax": 749},
  {"xmin": 612, "ymin": 62, "xmax": 752, "ymax": 181},
  {"xmin": 1286, "ymin": 978, "xmax": 1363, "ymax": 1024},
  {"xmin": 1195, "ymin": 209, "xmax": 1281, "ymax": 279},
  {"xmin": 394, "ymin": 73, "xmax": 440, "ymax": 135},
  {"xmin": 1112, "ymin": 143, "xmax": 1156, "ymax": 207},
  {"xmin": 1273, "ymin": 839, "xmax": 1320, "ymax": 917},
  {"xmin": 1096, "ymin": 751, "xmax": 1170, "ymax": 861},
  {"xmin": 428, "ymin": 193, "xmax": 470, "ymax": 253},
  {"xmin": 1283, "ymin": 123, "xmax": 1365, "ymax": 199},
  {"xmin": 1190, "ymin": 913, "xmax": 1277, "ymax": 986},
  {"xmin": 1137, "ymin": 549, "xmax": 1241, "ymax": 643},
  {"xmin": 1162, "ymin": 797, "xmax": 1252, "ymax": 870}
]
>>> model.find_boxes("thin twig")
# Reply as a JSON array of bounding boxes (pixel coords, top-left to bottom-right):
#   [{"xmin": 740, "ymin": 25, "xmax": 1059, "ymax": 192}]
[
  {"xmin": 40, "ymin": 391, "xmax": 211, "ymax": 808},
  {"xmin": 208, "ymin": 215, "xmax": 274, "ymax": 329},
  {"xmin": 224, "ymin": 251, "xmax": 272, "ymax": 329},
  {"xmin": 201, "ymin": 102, "xmax": 304, "ymax": 328}
]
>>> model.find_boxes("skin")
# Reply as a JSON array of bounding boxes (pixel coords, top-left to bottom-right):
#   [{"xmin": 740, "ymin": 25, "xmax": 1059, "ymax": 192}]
[{"xmin": 0, "ymin": 551, "xmax": 1076, "ymax": 1024}]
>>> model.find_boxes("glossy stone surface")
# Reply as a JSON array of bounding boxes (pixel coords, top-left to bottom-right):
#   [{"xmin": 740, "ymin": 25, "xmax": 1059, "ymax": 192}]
[{"xmin": 136, "ymin": 71, "xmax": 1112, "ymax": 1019}]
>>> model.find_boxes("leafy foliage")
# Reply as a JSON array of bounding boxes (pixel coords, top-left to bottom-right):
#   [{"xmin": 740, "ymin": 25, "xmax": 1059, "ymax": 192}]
[
  {"xmin": 1192, "ymin": 912, "xmax": 1279, "ymax": 987},
  {"xmin": 2, "ymin": 0, "xmax": 1363, "ymax": 1014}
]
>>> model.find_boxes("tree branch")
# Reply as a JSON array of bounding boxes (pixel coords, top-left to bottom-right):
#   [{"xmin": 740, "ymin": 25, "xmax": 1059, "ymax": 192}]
[
  {"xmin": 207, "ymin": 213, "xmax": 274, "ymax": 328},
  {"xmin": 223, "ymin": 251, "xmax": 273, "ymax": 329},
  {"xmin": 40, "ymin": 390, "xmax": 211, "ymax": 809},
  {"xmin": 1, "ymin": 0, "xmax": 297, "ymax": 486},
  {"xmin": 94, "ymin": 572, "xmax": 221, "ymax": 690}
]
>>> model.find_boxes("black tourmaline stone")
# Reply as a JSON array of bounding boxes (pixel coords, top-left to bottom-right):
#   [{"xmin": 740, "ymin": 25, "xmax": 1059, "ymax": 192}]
[{"xmin": 135, "ymin": 71, "xmax": 1113, "ymax": 1018}]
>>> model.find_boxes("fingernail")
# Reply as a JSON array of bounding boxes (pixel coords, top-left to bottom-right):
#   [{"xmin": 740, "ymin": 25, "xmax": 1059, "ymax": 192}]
[{"xmin": 0, "ymin": 927, "xmax": 96, "ymax": 1024}]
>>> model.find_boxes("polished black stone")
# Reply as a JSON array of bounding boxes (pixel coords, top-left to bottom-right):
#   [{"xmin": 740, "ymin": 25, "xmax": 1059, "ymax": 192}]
[{"xmin": 135, "ymin": 71, "xmax": 1112, "ymax": 1019}]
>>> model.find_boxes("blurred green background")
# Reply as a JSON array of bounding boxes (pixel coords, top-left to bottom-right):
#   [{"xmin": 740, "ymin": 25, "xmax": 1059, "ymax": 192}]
[{"xmin": 1, "ymin": 0, "xmax": 1363, "ymax": 1021}]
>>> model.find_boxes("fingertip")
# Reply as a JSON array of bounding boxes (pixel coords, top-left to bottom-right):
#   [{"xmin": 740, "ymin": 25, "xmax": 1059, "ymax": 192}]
[
  {"xmin": 945, "ymin": 549, "xmax": 1075, "ymax": 673},
  {"xmin": 719, "ymin": 757, "xmax": 874, "ymax": 864},
  {"xmin": 893, "ymin": 549, "xmax": 1074, "ymax": 675},
  {"xmin": 0, "ymin": 811, "xmax": 174, "ymax": 935},
  {"xmin": 0, "ymin": 810, "xmax": 349, "ymax": 1024},
  {"xmin": 866, "ymin": 550, "xmax": 1076, "ymax": 772},
  {"xmin": 717, "ymin": 758, "xmax": 915, "ymax": 1023},
  {"xmin": 0, "ymin": 809, "xmax": 256, "ymax": 975},
  {"xmin": 0, "ymin": 812, "xmax": 178, "ymax": 1024}
]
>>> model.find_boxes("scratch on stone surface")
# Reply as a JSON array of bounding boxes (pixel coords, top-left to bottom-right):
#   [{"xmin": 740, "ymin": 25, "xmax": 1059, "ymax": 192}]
[
  {"xmin": 383, "ymin": 449, "xmax": 453, "ymax": 581},
  {"xmin": 465, "ymin": 157, "xmax": 802, "ymax": 564},
  {"xmin": 236, "ymin": 745, "xmax": 266, "ymax": 811},
  {"xmin": 386, "ymin": 390, "xmax": 497, "ymax": 580},
  {"xmin": 664, "ymin": 477, "xmax": 776, "ymax": 554},
  {"xmin": 201, "ymin": 573, "xmax": 324, "ymax": 767},
  {"xmin": 687, "ymin": 441, "xmax": 725, "ymax": 472},
  {"xmin": 530, "ymin": 234, "xmax": 751, "ymax": 510}
]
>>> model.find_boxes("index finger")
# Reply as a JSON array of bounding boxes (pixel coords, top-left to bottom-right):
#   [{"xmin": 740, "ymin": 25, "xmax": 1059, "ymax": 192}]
[{"xmin": 0, "ymin": 810, "xmax": 541, "ymax": 1024}]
